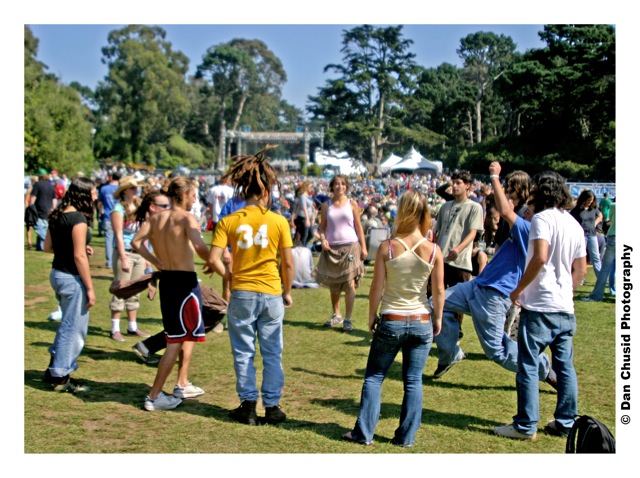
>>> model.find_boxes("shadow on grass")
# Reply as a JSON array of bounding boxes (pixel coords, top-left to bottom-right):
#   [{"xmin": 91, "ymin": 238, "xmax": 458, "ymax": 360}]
[{"xmin": 311, "ymin": 397, "xmax": 503, "ymax": 436}]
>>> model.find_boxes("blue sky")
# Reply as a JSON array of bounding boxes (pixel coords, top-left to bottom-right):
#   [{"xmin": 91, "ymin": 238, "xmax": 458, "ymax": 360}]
[{"xmin": 28, "ymin": 24, "xmax": 547, "ymax": 112}]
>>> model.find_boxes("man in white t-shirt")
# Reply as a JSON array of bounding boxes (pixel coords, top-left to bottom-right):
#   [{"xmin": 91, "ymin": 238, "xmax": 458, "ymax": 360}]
[
  {"xmin": 207, "ymin": 177, "xmax": 234, "ymax": 230},
  {"xmin": 494, "ymin": 171, "xmax": 587, "ymax": 442}
]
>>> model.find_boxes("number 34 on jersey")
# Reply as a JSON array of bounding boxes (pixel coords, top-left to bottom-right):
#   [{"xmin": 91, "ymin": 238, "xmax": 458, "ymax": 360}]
[{"xmin": 236, "ymin": 224, "xmax": 269, "ymax": 249}]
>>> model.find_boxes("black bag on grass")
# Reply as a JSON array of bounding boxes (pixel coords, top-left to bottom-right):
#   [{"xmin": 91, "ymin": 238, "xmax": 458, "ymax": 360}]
[{"xmin": 566, "ymin": 415, "xmax": 616, "ymax": 453}]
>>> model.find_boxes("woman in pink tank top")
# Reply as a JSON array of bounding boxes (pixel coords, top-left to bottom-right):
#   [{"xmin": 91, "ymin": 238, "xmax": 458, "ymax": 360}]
[{"xmin": 315, "ymin": 175, "xmax": 367, "ymax": 332}]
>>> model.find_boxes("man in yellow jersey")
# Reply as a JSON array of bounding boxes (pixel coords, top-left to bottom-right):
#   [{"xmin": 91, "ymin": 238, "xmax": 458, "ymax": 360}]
[{"xmin": 205, "ymin": 148, "xmax": 294, "ymax": 425}]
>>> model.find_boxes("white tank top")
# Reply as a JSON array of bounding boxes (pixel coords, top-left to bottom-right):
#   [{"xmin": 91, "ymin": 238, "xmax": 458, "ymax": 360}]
[{"xmin": 326, "ymin": 200, "xmax": 359, "ymax": 245}]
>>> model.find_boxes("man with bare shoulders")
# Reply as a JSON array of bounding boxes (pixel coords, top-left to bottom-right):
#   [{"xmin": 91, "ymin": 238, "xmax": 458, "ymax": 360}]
[{"xmin": 132, "ymin": 177, "xmax": 210, "ymax": 411}]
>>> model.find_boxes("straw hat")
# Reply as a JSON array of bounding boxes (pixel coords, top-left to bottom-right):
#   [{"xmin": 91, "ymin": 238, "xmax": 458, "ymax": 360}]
[{"xmin": 114, "ymin": 176, "xmax": 140, "ymax": 198}]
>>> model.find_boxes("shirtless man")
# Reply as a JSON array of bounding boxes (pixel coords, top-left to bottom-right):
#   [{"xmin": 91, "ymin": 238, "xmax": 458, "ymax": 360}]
[{"xmin": 132, "ymin": 177, "xmax": 210, "ymax": 411}]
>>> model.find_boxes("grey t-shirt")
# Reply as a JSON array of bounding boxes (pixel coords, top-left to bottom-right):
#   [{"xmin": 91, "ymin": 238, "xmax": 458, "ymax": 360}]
[{"xmin": 435, "ymin": 199, "xmax": 484, "ymax": 272}]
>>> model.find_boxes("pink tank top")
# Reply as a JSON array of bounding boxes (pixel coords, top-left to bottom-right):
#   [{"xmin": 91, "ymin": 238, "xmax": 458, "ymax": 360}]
[{"xmin": 326, "ymin": 200, "xmax": 359, "ymax": 245}]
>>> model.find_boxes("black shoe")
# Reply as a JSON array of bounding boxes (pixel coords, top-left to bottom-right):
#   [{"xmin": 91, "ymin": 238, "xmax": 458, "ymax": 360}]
[
  {"xmin": 544, "ymin": 419, "xmax": 570, "ymax": 437},
  {"xmin": 433, "ymin": 353, "xmax": 466, "ymax": 379},
  {"xmin": 545, "ymin": 368, "xmax": 558, "ymax": 390},
  {"xmin": 230, "ymin": 400, "xmax": 258, "ymax": 426},
  {"xmin": 263, "ymin": 405, "xmax": 287, "ymax": 425}
]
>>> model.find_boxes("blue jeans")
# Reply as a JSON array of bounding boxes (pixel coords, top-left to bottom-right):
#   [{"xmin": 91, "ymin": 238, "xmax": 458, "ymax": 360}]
[
  {"xmin": 586, "ymin": 234, "xmax": 602, "ymax": 277},
  {"xmin": 434, "ymin": 282, "xmax": 550, "ymax": 380},
  {"xmin": 227, "ymin": 290, "xmax": 285, "ymax": 406},
  {"xmin": 102, "ymin": 218, "xmax": 114, "ymax": 268},
  {"xmin": 514, "ymin": 308, "xmax": 578, "ymax": 435},
  {"xmin": 351, "ymin": 319, "xmax": 433, "ymax": 446},
  {"xmin": 48, "ymin": 270, "xmax": 90, "ymax": 377},
  {"xmin": 35, "ymin": 218, "xmax": 48, "ymax": 251},
  {"xmin": 588, "ymin": 235, "xmax": 616, "ymax": 300}
]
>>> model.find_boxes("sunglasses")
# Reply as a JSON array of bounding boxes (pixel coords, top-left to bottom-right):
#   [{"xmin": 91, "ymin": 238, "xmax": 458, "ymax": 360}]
[{"xmin": 153, "ymin": 203, "xmax": 170, "ymax": 209}]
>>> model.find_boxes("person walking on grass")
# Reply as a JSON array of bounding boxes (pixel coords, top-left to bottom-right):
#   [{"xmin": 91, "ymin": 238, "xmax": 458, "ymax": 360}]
[
  {"xmin": 342, "ymin": 189, "xmax": 444, "ymax": 447},
  {"xmin": 42, "ymin": 177, "xmax": 97, "ymax": 394},
  {"xmin": 205, "ymin": 145, "xmax": 294, "ymax": 426},
  {"xmin": 315, "ymin": 175, "xmax": 367, "ymax": 332},
  {"xmin": 132, "ymin": 177, "xmax": 211, "ymax": 411},
  {"xmin": 494, "ymin": 171, "xmax": 586, "ymax": 441}
]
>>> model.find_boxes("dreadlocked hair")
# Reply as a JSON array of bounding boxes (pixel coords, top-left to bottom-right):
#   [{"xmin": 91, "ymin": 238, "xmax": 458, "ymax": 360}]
[{"xmin": 221, "ymin": 145, "xmax": 281, "ymax": 208}]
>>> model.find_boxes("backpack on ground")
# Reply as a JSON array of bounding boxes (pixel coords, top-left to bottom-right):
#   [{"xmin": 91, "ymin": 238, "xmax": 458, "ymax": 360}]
[{"xmin": 565, "ymin": 415, "xmax": 616, "ymax": 453}]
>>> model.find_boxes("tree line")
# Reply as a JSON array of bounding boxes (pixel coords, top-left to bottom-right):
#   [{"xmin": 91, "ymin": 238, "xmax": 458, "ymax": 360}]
[{"xmin": 24, "ymin": 24, "xmax": 615, "ymax": 180}]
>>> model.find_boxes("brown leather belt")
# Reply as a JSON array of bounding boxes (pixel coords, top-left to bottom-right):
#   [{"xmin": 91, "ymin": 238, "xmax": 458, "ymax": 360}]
[{"xmin": 381, "ymin": 313, "xmax": 430, "ymax": 322}]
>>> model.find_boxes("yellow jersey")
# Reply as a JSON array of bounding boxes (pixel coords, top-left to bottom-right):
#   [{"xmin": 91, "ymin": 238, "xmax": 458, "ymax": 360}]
[{"xmin": 212, "ymin": 205, "xmax": 293, "ymax": 295}]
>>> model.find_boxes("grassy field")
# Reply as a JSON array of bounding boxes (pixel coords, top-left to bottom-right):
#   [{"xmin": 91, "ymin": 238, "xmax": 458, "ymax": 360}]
[{"xmin": 23, "ymin": 229, "xmax": 616, "ymax": 456}]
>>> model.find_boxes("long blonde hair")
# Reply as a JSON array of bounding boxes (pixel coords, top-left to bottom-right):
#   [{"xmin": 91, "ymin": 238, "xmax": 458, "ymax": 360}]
[{"xmin": 392, "ymin": 190, "xmax": 431, "ymax": 238}]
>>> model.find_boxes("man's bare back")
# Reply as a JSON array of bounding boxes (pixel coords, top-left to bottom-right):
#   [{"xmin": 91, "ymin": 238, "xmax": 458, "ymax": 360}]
[{"xmin": 133, "ymin": 201, "xmax": 209, "ymax": 272}]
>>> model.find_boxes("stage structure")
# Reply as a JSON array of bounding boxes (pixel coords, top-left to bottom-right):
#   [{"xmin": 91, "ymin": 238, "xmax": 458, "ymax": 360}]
[{"xmin": 219, "ymin": 125, "xmax": 324, "ymax": 169}]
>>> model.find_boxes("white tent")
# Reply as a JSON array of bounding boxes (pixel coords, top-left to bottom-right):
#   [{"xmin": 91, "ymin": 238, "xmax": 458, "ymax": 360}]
[
  {"xmin": 390, "ymin": 147, "xmax": 440, "ymax": 173},
  {"xmin": 314, "ymin": 149, "xmax": 368, "ymax": 175},
  {"xmin": 379, "ymin": 153, "xmax": 403, "ymax": 171}
]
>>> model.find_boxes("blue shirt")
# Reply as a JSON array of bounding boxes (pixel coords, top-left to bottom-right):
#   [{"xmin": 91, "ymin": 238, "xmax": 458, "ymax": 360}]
[
  {"xmin": 475, "ymin": 216, "xmax": 530, "ymax": 297},
  {"xmin": 98, "ymin": 183, "xmax": 118, "ymax": 218}
]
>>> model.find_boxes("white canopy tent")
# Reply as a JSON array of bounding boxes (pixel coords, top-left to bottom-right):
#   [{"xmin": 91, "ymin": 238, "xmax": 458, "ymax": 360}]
[
  {"xmin": 314, "ymin": 149, "xmax": 368, "ymax": 175},
  {"xmin": 379, "ymin": 153, "xmax": 403, "ymax": 171},
  {"xmin": 390, "ymin": 147, "xmax": 440, "ymax": 174}
]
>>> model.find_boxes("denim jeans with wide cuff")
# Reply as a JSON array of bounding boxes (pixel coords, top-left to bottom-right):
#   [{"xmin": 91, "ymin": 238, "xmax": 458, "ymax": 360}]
[
  {"xmin": 48, "ymin": 269, "xmax": 90, "ymax": 377},
  {"xmin": 434, "ymin": 281, "xmax": 551, "ymax": 380},
  {"xmin": 351, "ymin": 319, "xmax": 433, "ymax": 446},
  {"xmin": 513, "ymin": 308, "xmax": 578, "ymax": 434},
  {"xmin": 227, "ymin": 290, "xmax": 285, "ymax": 407}
]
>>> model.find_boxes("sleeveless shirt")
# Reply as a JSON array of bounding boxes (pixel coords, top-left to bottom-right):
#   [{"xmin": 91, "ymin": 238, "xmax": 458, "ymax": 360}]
[
  {"xmin": 380, "ymin": 237, "xmax": 436, "ymax": 314},
  {"xmin": 326, "ymin": 200, "xmax": 359, "ymax": 245}
]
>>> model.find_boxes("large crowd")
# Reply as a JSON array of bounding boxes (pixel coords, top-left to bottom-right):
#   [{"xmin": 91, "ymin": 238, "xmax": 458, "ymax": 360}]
[{"xmin": 24, "ymin": 151, "xmax": 615, "ymax": 446}]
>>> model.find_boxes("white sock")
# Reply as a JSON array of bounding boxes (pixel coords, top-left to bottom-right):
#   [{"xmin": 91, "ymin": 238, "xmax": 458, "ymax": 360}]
[
  {"xmin": 128, "ymin": 321, "xmax": 137, "ymax": 332},
  {"xmin": 136, "ymin": 342, "xmax": 149, "ymax": 354},
  {"xmin": 111, "ymin": 319, "xmax": 120, "ymax": 334}
]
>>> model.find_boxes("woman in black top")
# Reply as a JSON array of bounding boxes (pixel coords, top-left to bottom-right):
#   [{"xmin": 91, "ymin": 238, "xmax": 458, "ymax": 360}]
[{"xmin": 43, "ymin": 177, "xmax": 96, "ymax": 393}]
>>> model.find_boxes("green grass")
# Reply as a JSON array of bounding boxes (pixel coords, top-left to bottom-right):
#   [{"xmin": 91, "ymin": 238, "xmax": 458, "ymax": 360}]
[{"xmin": 23, "ymin": 229, "xmax": 616, "ymax": 454}]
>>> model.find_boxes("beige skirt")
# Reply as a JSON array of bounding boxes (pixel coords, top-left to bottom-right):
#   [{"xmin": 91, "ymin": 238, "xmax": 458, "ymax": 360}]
[{"xmin": 314, "ymin": 242, "xmax": 365, "ymax": 293}]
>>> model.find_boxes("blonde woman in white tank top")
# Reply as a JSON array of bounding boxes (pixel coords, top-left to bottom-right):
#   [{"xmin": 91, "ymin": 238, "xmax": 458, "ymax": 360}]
[{"xmin": 342, "ymin": 189, "xmax": 444, "ymax": 447}]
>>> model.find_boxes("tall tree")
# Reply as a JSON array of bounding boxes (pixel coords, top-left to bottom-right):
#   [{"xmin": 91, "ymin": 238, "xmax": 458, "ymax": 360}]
[
  {"xmin": 309, "ymin": 25, "xmax": 418, "ymax": 165},
  {"xmin": 24, "ymin": 26, "xmax": 95, "ymax": 174},
  {"xmin": 457, "ymin": 32, "xmax": 516, "ymax": 144},
  {"xmin": 97, "ymin": 25, "xmax": 190, "ymax": 165},
  {"xmin": 499, "ymin": 24, "xmax": 615, "ymax": 178}
]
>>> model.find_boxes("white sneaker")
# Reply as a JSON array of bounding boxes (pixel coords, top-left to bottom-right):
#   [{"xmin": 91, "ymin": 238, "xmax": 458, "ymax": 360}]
[
  {"xmin": 173, "ymin": 382, "xmax": 205, "ymax": 399},
  {"xmin": 144, "ymin": 392, "xmax": 182, "ymax": 411},
  {"xmin": 493, "ymin": 424, "xmax": 537, "ymax": 441},
  {"xmin": 48, "ymin": 306, "xmax": 62, "ymax": 321},
  {"xmin": 324, "ymin": 314, "xmax": 343, "ymax": 327}
]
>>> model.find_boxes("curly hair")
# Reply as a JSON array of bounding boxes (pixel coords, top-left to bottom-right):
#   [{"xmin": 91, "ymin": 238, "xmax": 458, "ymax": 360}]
[
  {"xmin": 49, "ymin": 177, "xmax": 95, "ymax": 225},
  {"xmin": 393, "ymin": 189, "xmax": 432, "ymax": 237},
  {"xmin": 530, "ymin": 171, "xmax": 573, "ymax": 212},
  {"xmin": 221, "ymin": 145, "xmax": 281, "ymax": 208}
]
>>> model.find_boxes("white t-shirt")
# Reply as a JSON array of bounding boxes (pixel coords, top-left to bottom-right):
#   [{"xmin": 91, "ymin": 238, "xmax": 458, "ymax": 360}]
[
  {"xmin": 207, "ymin": 184, "xmax": 234, "ymax": 222},
  {"xmin": 520, "ymin": 208, "xmax": 586, "ymax": 313}
]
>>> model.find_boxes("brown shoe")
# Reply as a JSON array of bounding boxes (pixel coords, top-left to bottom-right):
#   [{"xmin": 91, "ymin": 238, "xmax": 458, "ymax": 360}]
[{"xmin": 111, "ymin": 331, "xmax": 125, "ymax": 342}]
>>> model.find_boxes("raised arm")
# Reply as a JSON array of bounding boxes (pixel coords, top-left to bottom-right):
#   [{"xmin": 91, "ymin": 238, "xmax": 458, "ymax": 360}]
[{"xmin": 489, "ymin": 162, "xmax": 517, "ymax": 228}]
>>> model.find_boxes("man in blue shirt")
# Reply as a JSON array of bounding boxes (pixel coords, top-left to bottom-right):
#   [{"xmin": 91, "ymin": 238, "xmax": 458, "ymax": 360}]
[
  {"xmin": 97, "ymin": 172, "xmax": 120, "ymax": 268},
  {"xmin": 432, "ymin": 162, "xmax": 555, "ymax": 389}
]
